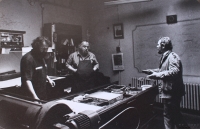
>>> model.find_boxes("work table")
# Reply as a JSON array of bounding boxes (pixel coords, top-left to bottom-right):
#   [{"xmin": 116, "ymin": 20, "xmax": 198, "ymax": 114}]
[{"xmin": 0, "ymin": 76, "xmax": 65, "ymax": 89}]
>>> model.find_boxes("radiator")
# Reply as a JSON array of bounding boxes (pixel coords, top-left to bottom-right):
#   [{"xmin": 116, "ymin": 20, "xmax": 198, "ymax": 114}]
[
  {"xmin": 131, "ymin": 77, "xmax": 159, "ymax": 88},
  {"xmin": 132, "ymin": 77, "xmax": 200, "ymax": 111},
  {"xmin": 181, "ymin": 83, "xmax": 200, "ymax": 111}
]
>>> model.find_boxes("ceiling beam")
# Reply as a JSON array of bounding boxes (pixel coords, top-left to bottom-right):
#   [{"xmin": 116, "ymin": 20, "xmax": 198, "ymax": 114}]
[{"xmin": 104, "ymin": 0, "xmax": 152, "ymax": 6}]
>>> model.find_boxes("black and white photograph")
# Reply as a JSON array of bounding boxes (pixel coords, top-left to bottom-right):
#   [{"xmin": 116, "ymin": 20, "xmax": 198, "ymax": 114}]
[
  {"xmin": 0, "ymin": 0, "xmax": 200, "ymax": 129},
  {"xmin": 113, "ymin": 23, "xmax": 124, "ymax": 39}
]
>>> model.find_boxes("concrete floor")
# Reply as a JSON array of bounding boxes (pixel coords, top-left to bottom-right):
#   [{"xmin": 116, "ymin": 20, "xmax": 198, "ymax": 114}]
[{"xmin": 141, "ymin": 105, "xmax": 200, "ymax": 129}]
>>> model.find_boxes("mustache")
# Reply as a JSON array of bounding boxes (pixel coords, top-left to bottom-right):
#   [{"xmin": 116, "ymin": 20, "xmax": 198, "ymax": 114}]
[{"xmin": 83, "ymin": 50, "xmax": 88, "ymax": 52}]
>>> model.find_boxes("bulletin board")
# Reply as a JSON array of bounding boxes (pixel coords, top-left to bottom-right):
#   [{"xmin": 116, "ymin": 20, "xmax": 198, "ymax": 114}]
[{"xmin": 133, "ymin": 19, "xmax": 200, "ymax": 76}]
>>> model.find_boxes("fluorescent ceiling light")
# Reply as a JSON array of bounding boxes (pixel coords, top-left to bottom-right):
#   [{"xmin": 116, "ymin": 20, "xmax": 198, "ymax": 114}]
[{"xmin": 104, "ymin": 0, "xmax": 152, "ymax": 6}]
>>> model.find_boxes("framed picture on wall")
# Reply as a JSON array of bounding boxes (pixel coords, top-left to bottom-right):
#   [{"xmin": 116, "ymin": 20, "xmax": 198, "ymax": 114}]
[{"xmin": 113, "ymin": 23, "xmax": 124, "ymax": 39}]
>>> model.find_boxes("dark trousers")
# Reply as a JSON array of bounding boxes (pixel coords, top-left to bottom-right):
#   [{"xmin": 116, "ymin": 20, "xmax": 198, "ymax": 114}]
[{"xmin": 163, "ymin": 97, "xmax": 190, "ymax": 129}]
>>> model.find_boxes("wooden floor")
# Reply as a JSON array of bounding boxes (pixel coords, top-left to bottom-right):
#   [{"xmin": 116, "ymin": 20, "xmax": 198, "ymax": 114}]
[{"xmin": 141, "ymin": 105, "xmax": 200, "ymax": 129}]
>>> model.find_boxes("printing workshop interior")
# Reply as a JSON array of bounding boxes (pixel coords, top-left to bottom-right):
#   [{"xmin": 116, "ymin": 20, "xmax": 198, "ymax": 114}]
[{"xmin": 0, "ymin": 0, "xmax": 200, "ymax": 129}]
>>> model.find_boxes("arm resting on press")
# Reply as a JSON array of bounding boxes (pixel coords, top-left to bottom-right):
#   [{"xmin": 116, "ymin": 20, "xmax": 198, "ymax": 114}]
[
  {"xmin": 25, "ymin": 80, "xmax": 40, "ymax": 100},
  {"xmin": 46, "ymin": 75, "xmax": 55, "ymax": 87}
]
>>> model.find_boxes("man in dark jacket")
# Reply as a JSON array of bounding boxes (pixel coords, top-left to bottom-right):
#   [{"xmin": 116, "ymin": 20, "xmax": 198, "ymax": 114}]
[{"xmin": 143, "ymin": 37, "xmax": 190, "ymax": 129}]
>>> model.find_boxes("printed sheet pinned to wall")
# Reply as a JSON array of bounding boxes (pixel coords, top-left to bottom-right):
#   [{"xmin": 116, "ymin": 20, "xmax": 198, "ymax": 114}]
[{"xmin": 133, "ymin": 19, "xmax": 200, "ymax": 76}]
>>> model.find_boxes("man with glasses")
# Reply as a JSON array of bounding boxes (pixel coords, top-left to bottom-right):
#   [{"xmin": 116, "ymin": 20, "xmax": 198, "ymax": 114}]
[
  {"xmin": 20, "ymin": 36, "xmax": 55, "ymax": 101},
  {"xmin": 66, "ymin": 41, "xmax": 99, "ymax": 92},
  {"xmin": 143, "ymin": 37, "xmax": 190, "ymax": 129}
]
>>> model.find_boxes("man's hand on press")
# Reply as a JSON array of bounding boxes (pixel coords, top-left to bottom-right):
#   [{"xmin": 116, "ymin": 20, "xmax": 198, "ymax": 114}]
[
  {"xmin": 93, "ymin": 67, "xmax": 98, "ymax": 71},
  {"xmin": 32, "ymin": 96, "xmax": 42, "ymax": 104},
  {"xmin": 74, "ymin": 69, "xmax": 78, "ymax": 73},
  {"xmin": 48, "ymin": 79, "xmax": 55, "ymax": 87}
]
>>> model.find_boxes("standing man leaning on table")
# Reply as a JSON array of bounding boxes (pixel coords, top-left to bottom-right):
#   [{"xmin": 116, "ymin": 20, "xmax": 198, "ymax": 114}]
[
  {"xmin": 143, "ymin": 37, "xmax": 190, "ymax": 129},
  {"xmin": 66, "ymin": 41, "xmax": 99, "ymax": 92},
  {"xmin": 20, "ymin": 36, "xmax": 55, "ymax": 101}
]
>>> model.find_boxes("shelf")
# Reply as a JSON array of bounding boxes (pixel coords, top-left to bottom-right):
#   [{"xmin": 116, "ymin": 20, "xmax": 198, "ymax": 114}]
[{"xmin": 0, "ymin": 29, "xmax": 26, "ymax": 48}]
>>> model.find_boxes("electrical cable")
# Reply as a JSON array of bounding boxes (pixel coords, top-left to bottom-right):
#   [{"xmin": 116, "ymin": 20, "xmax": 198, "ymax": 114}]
[
  {"xmin": 99, "ymin": 107, "xmax": 140, "ymax": 129},
  {"xmin": 118, "ymin": 70, "xmax": 121, "ymax": 85},
  {"xmin": 117, "ymin": 5, "xmax": 121, "ymax": 47},
  {"xmin": 40, "ymin": 3, "xmax": 44, "ymax": 33}
]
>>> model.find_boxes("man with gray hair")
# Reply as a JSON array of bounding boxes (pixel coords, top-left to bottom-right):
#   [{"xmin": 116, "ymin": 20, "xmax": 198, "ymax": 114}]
[{"xmin": 143, "ymin": 37, "xmax": 190, "ymax": 129}]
